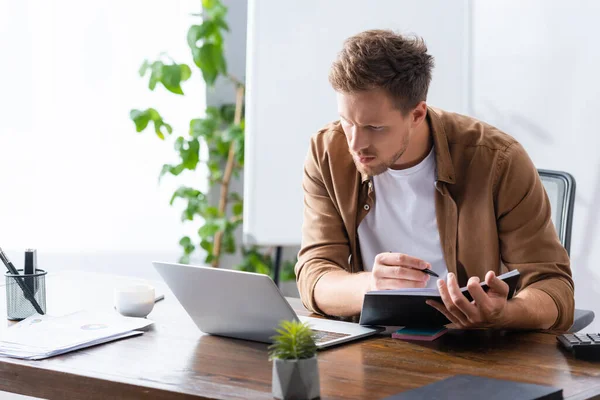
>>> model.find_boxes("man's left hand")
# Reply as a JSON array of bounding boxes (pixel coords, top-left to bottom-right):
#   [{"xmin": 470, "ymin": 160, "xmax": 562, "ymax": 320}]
[{"xmin": 426, "ymin": 271, "xmax": 510, "ymax": 329}]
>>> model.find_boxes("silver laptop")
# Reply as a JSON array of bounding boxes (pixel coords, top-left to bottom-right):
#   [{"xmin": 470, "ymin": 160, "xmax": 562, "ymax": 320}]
[{"xmin": 153, "ymin": 261, "xmax": 380, "ymax": 348}]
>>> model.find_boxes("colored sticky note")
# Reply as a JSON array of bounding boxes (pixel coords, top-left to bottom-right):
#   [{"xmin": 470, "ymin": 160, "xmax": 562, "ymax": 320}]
[{"xmin": 392, "ymin": 326, "xmax": 448, "ymax": 341}]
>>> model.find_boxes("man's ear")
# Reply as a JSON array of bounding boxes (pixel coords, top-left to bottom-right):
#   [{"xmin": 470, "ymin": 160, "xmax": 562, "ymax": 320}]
[{"xmin": 411, "ymin": 101, "xmax": 428, "ymax": 127}]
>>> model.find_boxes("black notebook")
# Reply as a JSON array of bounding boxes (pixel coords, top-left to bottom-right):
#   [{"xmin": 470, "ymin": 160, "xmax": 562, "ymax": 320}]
[
  {"xmin": 359, "ymin": 270, "xmax": 521, "ymax": 327},
  {"xmin": 383, "ymin": 374, "xmax": 562, "ymax": 400}
]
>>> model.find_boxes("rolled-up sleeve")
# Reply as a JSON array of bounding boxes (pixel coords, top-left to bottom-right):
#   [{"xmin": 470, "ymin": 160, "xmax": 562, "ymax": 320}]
[{"xmin": 495, "ymin": 142, "xmax": 575, "ymax": 331}]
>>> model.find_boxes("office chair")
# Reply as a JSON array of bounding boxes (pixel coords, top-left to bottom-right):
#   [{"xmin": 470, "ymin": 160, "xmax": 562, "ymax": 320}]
[{"xmin": 538, "ymin": 169, "xmax": 594, "ymax": 332}]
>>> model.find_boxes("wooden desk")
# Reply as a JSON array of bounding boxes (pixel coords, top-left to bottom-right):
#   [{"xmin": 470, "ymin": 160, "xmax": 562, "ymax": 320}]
[{"xmin": 0, "ymin": 271, "xmax": 599, "ymax": 400}]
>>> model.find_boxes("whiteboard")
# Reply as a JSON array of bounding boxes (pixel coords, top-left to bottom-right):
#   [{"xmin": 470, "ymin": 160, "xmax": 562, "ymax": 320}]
[
  {"xmin": 243, "ymin": 0, "xmax": 472, "ymax": 246},
  {"xmin": 472, "ymin": 0, "xmax": 600, "ymax": 332}
]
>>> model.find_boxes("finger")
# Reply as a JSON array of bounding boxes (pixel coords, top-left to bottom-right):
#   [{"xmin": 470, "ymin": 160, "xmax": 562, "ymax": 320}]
[
  {"xmin": 376, "ymin": 252, "xmax": 430, "ymax": 270},
  {"xmin": 447, "ymin": 273, "xmax": 479, "ymax": 321},
  {"xmin": 466, "ymin": 276, "xmax": 491, "ymax": 311},
  {"xmin": 376, "ymin": 266, "xmax": 430, "ymax": 283},
  {"xmin": 426, "ymin": 300, "xmax": 462, "ymax": 326},
  {"xmin": 375, "ymin": 278, "xmax": 427, "ymax": 290},
  {"xmin": 485, "ymin": 271, "xmax": 509, "ymax": 297},
  {"xmin": 437, "ymin": 275, "xmax": 469, "ymax": 326}
]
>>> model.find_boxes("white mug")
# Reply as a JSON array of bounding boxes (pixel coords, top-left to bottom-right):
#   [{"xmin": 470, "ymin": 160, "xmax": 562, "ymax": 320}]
[{"xmin": 114, "ymin": 283, "xmax": 155, "ymax": 318}]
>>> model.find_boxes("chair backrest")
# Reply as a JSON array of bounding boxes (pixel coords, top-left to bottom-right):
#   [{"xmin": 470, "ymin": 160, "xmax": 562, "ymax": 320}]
[{"xmin": 537, "ymin": 169, "xmax": 576, "ymax": 255}]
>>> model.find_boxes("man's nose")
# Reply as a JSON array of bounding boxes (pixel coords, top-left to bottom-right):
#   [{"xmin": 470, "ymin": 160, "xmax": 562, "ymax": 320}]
[{"xmin": 349, "ymin": 127, "xmax": 368, "ymax": 153}]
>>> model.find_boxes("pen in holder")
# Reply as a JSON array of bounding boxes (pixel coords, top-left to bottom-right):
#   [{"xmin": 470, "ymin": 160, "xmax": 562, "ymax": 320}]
[{"xmin": 5, "ymin": 269, "xmax": 47, "ymax": 321}]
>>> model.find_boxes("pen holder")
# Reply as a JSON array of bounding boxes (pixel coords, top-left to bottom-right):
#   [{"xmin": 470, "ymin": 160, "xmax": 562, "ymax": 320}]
[{"xmin": 5, "ymin": 269, "xmax": 47, "ymax": 321}]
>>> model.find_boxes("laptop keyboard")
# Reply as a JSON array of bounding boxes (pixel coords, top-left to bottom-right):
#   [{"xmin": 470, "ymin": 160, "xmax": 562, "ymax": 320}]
[{"xmin": 312, "ymin": 330, "xmax": 351, "ymax": 344}]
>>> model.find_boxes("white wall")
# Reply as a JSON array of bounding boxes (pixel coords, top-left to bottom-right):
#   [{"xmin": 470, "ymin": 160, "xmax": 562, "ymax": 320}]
[
  {"xmin": 0, "ymin": 0, "xmax": 205, "ymax": 279},
  {"xmin": 473, "ymin": 0, "xmax": 600, "ymax": 331}
]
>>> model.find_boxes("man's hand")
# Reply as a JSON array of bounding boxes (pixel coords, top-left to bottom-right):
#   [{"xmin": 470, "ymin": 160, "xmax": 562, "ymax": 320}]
[
  {"xmin": 426, "ymin": 271, "xmax": 510, "ymax": 329},
  {"xmin": 368, "ymin": 252, "xmax": 432, "ymax": 292}
]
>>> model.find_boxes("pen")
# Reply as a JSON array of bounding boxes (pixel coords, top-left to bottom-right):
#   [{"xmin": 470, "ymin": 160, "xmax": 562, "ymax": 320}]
[
  {"xmin": 421, "ymin": 268, "xmax": 439, "ymax": 278},
  {"xmin": 24, "ymin": 248, "xmax": 37, "ymax": 293},
  {"xmin": 0, "ymin": 247, "xmax": 45, "ymax": 315},
  {"xmin": 388, "ymin": 251, "xmax": 439, "ymax": 278}
]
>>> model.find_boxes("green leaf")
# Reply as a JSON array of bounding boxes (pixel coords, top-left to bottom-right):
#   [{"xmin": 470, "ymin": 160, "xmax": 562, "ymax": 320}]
[
  {"xmin": 204, "ymin": 3, "xmax": 227, "ymax": 20},
  {"xmin": 200, "ymin": 239, "xmax": 213, "ymax": 252},
  {"xmin": 198, "ymin": 223, "xmax": 219, "ymax": 238},
  {"xmin": 188, "ymin": 14, "xmax": 228, "ymax": 85},
  {"xmin": 179, "ymin": 236, "xmax": 195, "ymax": 255},
  {"xmin": 170, "ymin": 186, "xmax": 208, "ymax": 221},
  {"xmin": 174, "ymin": 136, "xmax": 184, "ymax": 151},
  {"xmin": 197, "ymin": 43, "xmax": 220, "ymax": 85},
  {"xmin": 148, "ymin": 61, "xmax": 163, "ymax": 90},
  {"xmin": 178, "ymin": 138, "xmax": 200, "ymax": 170},
  {"xmin": 219, "ymin": 104, "xmax": 236, "ymax": 124},
  {"xmin": 205, "ymin": 206, "xmax": 220, "ymax": 218},
  {"xmin": 139, "ymin": 60, "xmax": 150, "ymax": 77},
  {"xmin": 190, "ymin": 116, "xmax": 219, "ymax": 139},
  {"xmin": 217, "ymin": 217, "xmax": 228, "ymax": 231},
  {"xmin": 222, "ymin": 124, "xmax": 243, "ymax": 142},
  {"xmin": 180, "ymin": 64, "xmax": 192, "ymax": 81},
  {"xmin": 247, "ymin": 252, "xmax": 271, "ymax": 275},
  {"xmin": 234, "ymin": 137, "xmax": 244, "ymax": 166},
  {"xmin": 144, "ymin": 60, "xmax": 191, "ymax": 95},
  {"xmin": 202, "ymin": 0, "xmax": 217, "ymax": 9},
  {"xmin": 223, "ymin": 231, "xmax": 236, "ymax": 254},
  {"xmin": 215, "ymin": 18, "xmax": 229, "ymax": 32},
  {"xmin": 130, "ymin": 109, "xmax": 150, "ymax": 132},
  {"xmin": 207, "ymin": 158, "xmax": 223, "ymax": 182},
  {"xmin": 206, "ymin": 106, "xmax": 221, "ymax": 120},
  {"xmin": 159, "ymin": 163, "xmax": 185, "ymax": 180},
  {"xmin": 187, "ymin": 22, "xmax": 217, "ymax": 48},
  {"xmin": 232, "ymin": 202, "xmax": 243, "ymax": 216},
  {"xmin": 146, "ymin": 108, "xmax": 160, "ymax": 120},
  {"xmin": 130, "ymin": 108, "xmax": 172, "ymax": 139},
  {"xmin": 228, "ymin": 192, "xmax": 242, "ymax": 202},
  {"xmin": 170, "ymin": 186, "xmax": 203, "ymax": 204},
  {"xmin": 161, "ymin": 63, "xmax": 192, "ymax": 95},
  {"xmin": 209, "ymin": 169, "xmax": 223, "ymax": 183},
  {"xmin": 215, "ymin": 138, "xmax": 229, "ymax": 156},
  {"xmin": 154, "ymin": 123, "xmax": 166, "ymax": 139}
]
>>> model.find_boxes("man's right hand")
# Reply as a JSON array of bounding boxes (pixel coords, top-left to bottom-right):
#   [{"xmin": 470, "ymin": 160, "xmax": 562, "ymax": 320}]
[{"xmin": 367, "ymin": 252, "xmax": 432, "ymax": 292}]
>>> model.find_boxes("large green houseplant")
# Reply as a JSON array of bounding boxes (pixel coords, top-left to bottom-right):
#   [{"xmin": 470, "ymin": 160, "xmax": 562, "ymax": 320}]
[{"xmin": 129, "ymin": 0, "xmax": 295, "ymax": 281}]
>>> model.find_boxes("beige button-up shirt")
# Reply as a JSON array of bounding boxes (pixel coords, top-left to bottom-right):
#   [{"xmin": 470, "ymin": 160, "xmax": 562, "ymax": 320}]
[{"xmin": 296, "ymin": 107, "xmax": 574, "ymax": 331}]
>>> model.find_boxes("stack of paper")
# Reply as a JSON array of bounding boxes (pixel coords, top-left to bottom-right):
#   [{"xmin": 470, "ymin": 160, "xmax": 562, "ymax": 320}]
[{"xmin": 0, "ymin": 310, "xmax": 153, "ymax": 360}]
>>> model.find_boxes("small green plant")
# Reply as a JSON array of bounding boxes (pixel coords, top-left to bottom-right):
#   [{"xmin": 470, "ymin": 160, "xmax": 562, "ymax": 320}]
[{"xmin": 268, "ymin": 320, "xmax": 318, "ymax": 361}]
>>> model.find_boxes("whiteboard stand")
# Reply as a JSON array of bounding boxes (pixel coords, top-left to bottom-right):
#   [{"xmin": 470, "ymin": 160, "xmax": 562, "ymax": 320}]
[{"xmin": 273, "ymin": 245, "xmax": 282, "ymax": 286}]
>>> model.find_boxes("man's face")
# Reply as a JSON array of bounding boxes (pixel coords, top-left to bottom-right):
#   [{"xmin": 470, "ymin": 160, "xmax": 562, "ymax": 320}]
[{"xmin": 337, "ymin": 89, "xmax": 416, "ymax": 176}]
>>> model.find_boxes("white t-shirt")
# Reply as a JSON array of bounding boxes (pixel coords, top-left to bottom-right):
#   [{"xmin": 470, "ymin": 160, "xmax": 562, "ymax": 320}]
[{"xmin": 357, "ymin": 148, "xmax": 448, "ymax": 288}]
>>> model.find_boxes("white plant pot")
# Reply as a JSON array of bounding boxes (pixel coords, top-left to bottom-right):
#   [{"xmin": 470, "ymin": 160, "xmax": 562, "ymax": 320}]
[{"xmin": 272, "ymin": 356, "xmax": 320, "ymax": 400}]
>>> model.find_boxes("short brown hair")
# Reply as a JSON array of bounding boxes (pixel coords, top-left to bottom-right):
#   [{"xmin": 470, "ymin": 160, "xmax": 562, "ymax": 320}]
[{"xmin": 329, "ymin": 30, "xmax": 434, "ymax": 113}]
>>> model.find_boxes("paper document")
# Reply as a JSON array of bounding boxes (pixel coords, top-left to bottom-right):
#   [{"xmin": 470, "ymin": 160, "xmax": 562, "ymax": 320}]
[{"xmin": 0, "ymin": 310, "xmax": 153, "ymax": 360}]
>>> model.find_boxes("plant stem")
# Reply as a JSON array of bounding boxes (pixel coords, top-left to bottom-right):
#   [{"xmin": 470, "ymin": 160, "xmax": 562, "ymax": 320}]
[{"xmin": 212, "ymin": 82, "xmax": 245, "ymax": 267}]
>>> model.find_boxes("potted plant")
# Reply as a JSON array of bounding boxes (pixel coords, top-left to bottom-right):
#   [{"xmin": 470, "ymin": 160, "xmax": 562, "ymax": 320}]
[
  {"xmin": 269, "ymin": 320, "xmax": 320, "ymax": 400},
  {"xmin": 129, "ymin": 0, "xmax": 297, "ymax": 277}
]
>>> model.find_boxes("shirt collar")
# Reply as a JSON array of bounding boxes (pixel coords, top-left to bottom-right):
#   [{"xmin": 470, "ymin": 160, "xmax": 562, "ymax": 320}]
[{"xmin": 360, "ymin": 106, "xmax": 455, "ymax": 185}]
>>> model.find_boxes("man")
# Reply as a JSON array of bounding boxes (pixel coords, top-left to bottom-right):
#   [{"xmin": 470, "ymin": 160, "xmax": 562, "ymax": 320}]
[{"xmin": 295, "ymin": 30, "xmax": 574, "ymax": 331}]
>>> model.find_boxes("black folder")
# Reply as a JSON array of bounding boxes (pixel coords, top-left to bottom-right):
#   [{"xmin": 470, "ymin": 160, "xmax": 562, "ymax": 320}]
[
  {"xmin": 383, "ymin": 374, "xmax": 562, "ymax": 400},
  {"xmin": 359, "ymin": 270, "xmax": 521, "ymax": 327}
]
